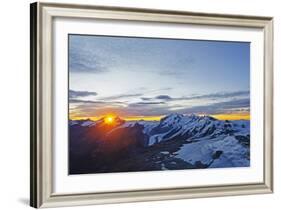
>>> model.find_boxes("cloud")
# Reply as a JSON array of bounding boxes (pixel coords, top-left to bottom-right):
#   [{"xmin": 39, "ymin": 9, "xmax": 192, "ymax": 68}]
[
  {"xmin": 69, "ymin": 99, "xmax": 102, "ymax": 104},
  {"xmin": 126, "ymin": 98, "xmax": 250, "ymax": 116},
  {"xmin": 69, "ymin": 90, "xmax": 250, "ymax": 118},
  {"xmin": 68, "ymin": 35, "xmax": 197, "ymax": 75},
  {"xmin": 100, "ymin": 93, "xmax": 143, "ymax": 101},
  {"xmin": 174, "ymin": 98, "xmax": 250, "ymax": 115},
  {"xmin": 214, "ymin": 98, "xmax": 250, "ymax": 109},
  {"xmin": 99, "ymin": 88, "xmax": 173, "ymax": 101},
  {"xmin": 186, "ymin": 91, "xmax": 249, "ymax": 100},
  {"xmin": 142, "ymin": 90, "xmax": 249, "ymax": 102},
  {"xmin": 129, "ymin": 101, "xmax": 166, "ymax": 106},
  {"xmin": 69, "ymin": 99, "xmax": 125, "ymax": 105},
  {"xmin": 155, "ymin": 95, "xmax": 173, "ymax": 100},
  {"xmin": 69, "ymin": 89, "xmax": 97, "ymax": 99},
  {"xmin": 69, "ymin": 47, "xmax": 109, "ymax": 73},
  {"xmin": 73, "ymin": 97, "xmax": 249, "ymax": 117},
  {"xmin": 69, "ymin": 35, "xmax": 119, "ymax": 74}
]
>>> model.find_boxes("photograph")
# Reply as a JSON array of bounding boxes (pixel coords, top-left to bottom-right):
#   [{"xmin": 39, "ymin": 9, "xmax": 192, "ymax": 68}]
[
  {"xmin": 68, "ymin": 34, "xmax": 251, "ymax": 174},
  {"xmin": 30, "ymin": 3, "xmax": 273, "ymax": 207}
]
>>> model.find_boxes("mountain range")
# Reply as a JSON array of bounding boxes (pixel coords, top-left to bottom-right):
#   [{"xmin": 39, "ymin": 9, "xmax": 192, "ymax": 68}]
[{"xmin": 69, "ymin": 113, "xmax": 250, "ymax": 174}]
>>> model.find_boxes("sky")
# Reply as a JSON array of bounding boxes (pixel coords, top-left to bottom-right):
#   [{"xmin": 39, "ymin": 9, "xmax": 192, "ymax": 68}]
[{"xmin": 69, "ymin": 34, "xmax": 250, "ymax": 121}]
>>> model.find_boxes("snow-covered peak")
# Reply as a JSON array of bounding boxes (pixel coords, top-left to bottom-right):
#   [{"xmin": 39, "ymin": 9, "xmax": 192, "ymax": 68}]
[
  {"xmin": 160, "ymin": 113, "xmax": 184, "ymax": 125},
  {"xmin": 159, "ymin": 113, "xmax": 216, "ymax": 127},
  {"xmin": 69, "ymin": 120, "xmax": 79, "ymax": 126},
  {"xmin": 200, "ymin": 115, "xmax": 217, "ymax": 121},
  {"xmin": 165, "ymin": 113, "xmax": 185, "ymax": 119},
  {"xmin": 69, "ymin": 119, "xmax": 95, "ymax": 127},
  {"xmin": 81, "ymin": 120, "xmax": 95, "ymax": 127}
]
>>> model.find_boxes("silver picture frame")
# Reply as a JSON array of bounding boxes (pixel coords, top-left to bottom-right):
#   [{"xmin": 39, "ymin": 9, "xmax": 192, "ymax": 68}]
[{"xmin": 30, "ymin": 2, "xmax": 274, "ymax": 208}]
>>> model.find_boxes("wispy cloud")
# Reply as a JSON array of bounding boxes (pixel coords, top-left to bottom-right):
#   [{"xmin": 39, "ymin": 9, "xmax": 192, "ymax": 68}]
[
  {"xmin": 69, "ymin": 35, "xmax": 197, "ymax": 75},
  {"xmin": 69, "ymin": 89, "xmax": 98, "ymax": 99},
  {"xmin": 69, "ymin": 35, "xmax": 118, "ymax": 73},
  {"xmin": 69, "ymin": 92, "xmax": 250, "ymax": 118},
  {"xmin": 185, "ymin": 91, "xmax": 249, "ymax": 100},
  {"xmin": 69, "ymin": 99, "xmax": 102, "ymax": 104},
  {"xmin": 69, "ymin": 47, "xmax": 109, "ymax": 73},
  {"xmin": 100, "ymin": 93, "xmax": 143, "ymax": 101},
  {"xmin": 69, "ymin": 99, "xmax": 125, "ymax": 105},
  {"xmin": 142, "ymin": 90, "xmax": 249, "ymax": 102},
  {"xmin": 214, "ymin": 98, "xmax": 250, "ymax": 109},
  {"xmin": 129, "ymin": 101, "xmax": 166, "ymax": 106},
  {"xmin": 176, "ymin": 98, "xmax": 250, "ymax": 115},
  {"xmin": 100, "ymin": 88, "xmax": 173, "ymax": 101}
]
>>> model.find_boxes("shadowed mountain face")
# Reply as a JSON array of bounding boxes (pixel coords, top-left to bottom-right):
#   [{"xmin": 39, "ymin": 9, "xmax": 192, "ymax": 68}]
[{"xmin": 69, "ymin": 114, "xmax": 250, "ymax": 174}]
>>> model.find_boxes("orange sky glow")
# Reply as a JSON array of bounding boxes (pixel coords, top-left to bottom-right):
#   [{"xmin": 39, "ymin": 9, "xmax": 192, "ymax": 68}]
[{"xmin": 70, "ymin": 113, "xmax": 250, "ymax": 121}]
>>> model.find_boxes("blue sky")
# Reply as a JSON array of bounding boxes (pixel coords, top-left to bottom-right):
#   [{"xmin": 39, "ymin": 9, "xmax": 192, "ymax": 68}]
[{"xmin": 69, "ymin": 34, "xmax": 250, "ymax": 119}]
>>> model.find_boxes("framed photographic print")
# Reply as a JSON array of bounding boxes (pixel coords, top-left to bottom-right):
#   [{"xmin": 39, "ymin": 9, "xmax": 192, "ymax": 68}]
[{"xmin": 30, "ymin": 2, "xmax": 274, "ymax": 208}]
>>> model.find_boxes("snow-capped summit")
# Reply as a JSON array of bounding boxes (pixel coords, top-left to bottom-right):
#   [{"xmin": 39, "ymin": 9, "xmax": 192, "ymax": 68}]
[
  {"xmin": 161, "ymin": 113, "xmax": 184, "ymax": 121},
  {"xmin": 159, "ymin": 113, "xmax": 200, "ymax": 128},
  {"xmin": 146, "ymin": 114, "xmax": 249, "ymax": 146},
  {"xmin": 159, "ymin": 113, "xmax": 217, "ymax": 128},
  {"xmin": 69, "ymin": 119, "xmax": 95, "ymax": 127}
]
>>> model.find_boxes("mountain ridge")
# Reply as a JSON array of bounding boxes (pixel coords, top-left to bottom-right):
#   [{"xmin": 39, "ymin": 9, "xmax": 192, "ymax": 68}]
[{"xmin": 69, "ymin": 114, "xmax": 250, "ymax": 174}]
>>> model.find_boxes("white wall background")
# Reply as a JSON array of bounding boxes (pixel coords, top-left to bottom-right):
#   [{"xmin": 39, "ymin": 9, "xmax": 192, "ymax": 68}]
[{"xmin": 0, "ymin": 0, "xmax": 279, "ymax": 209}]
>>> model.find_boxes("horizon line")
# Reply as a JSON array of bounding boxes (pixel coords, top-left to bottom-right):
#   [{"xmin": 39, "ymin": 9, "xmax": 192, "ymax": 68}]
[{"xmin": 69, "ymin": 113, "xmax": 250, "ymax": 121}]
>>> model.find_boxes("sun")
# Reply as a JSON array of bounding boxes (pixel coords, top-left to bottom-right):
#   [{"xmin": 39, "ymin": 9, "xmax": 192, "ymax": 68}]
[{"xmin": 104, "ymin": 116, "xmax": 114, "ymax": 124}]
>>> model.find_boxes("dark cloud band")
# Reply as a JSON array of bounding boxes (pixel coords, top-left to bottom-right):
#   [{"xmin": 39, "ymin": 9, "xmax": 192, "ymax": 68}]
[
  {"xmin": 69, "ymin": 89, "xmax": 98, "ymax": 99},
  {"xmin": 142, "ymin": 90, "xmax": 249, "ymax": 102}
]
